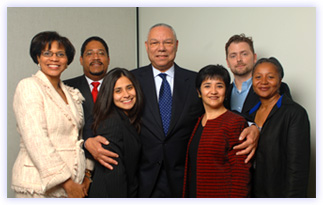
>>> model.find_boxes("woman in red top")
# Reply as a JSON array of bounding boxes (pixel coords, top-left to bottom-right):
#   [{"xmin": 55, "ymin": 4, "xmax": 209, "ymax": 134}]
[{"xmin": 182, "ymin": 65, "xmax": 251, "ymax": 198}]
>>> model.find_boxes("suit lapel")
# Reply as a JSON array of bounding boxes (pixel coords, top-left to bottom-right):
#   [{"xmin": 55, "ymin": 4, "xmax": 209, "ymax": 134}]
[
  {"xmin": 167, "ymin": 64, "xmax": 191, "ymax": 136},
  {"xmin": 78, "ymin": 75, "xmax": 94, "ymax": 110},
  {"xmin": 61, "ymin": 82, "xmax": 84, "ymax": 130},
  {"xmin": 117, "ymin": 108, "xmax": 140, "ymax": 142},
  {"xmin": 224, "ymin": 84, "xmax": 233, "ymax": 110},
  {"xmin": 137, "ymin": 66, "xmax": 164, "ymax": 133},
  {"xmin": 265, "ymin": 95, "xmax": 286, "ymax": 122},
  {"xmin": 34, "ymin": 71, "xmax": 82, "ymax": 130},
  {"xmin": 242, "ymin": 86, "xmax": 260, "ymax": 114}
]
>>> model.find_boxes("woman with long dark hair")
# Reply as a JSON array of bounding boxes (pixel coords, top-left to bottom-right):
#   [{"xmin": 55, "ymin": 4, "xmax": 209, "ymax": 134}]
[{"xmin": 86, "ymin": 68, "xmax": 144, "ymax": 197}]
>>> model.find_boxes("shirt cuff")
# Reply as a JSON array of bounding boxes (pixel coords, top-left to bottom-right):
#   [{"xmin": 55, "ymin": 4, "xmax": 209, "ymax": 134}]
[
  {"xmin": 86, "ymin": 158, "xmax": 95, "ymax": 171},
  {"xmin": 247, "ymin": 121, "xmax": 255, "ymax": 127}
]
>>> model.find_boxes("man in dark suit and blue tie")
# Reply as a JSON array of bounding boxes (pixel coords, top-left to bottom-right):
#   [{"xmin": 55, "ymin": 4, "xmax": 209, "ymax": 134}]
[
  {"xmin": 85, "ymin": 24, "xmax": 259, "ymax": 197},
  {"xmin": 131, "ymin": 24, "xmax": 204, "ymax": 197}
]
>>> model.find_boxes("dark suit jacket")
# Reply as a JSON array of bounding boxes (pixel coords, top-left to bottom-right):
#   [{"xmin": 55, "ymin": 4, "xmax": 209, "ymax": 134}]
[
  {"xmin": 248, "ymin": 95, "xmax": 310, "ymax": 197},
  {"xmin": 224, "ymin": 81, "xmax": 292, "ymax": 118},
  {"xmin": 86, "ymin": 107, "xmax": 141, "ymax": 198},
  {"xmin": 132, "ymin": 64, "xmax": 204, "ymax": 197},
  {"xmin": 64, "ymin": 75, "xmax": 94, "ymax": 159}
]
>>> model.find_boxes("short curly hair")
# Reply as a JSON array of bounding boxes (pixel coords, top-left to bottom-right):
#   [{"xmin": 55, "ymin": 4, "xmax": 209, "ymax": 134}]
[{"xmin": 29, "ymin": 31, "xmax": 75, "ymax": 65}]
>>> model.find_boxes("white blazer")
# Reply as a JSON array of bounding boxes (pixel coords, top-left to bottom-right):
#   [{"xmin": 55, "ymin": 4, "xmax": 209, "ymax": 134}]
[{"xmin": 12, "ymin": 70, "xmax": 87, "ymax": 197}]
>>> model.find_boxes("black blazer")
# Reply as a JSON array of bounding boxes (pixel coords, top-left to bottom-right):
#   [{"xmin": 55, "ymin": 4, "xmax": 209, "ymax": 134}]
[
  {"xmin": 224, "ymin": 81, "xmax": 292, "ymax": 118},
  {"xmin": 248, "ymin": 95, "xmax": 310, "ymax": 197},
  {"xmin": 64, "ymin": 75, "xmax": 94, "ymax": 159},
  {"xmin": 86, "ymin": 108, "xmax": 141, "ymax": 198},
  {"xmin": 132, "ymin": 64, "xmax": 203, "ymax": 197}
]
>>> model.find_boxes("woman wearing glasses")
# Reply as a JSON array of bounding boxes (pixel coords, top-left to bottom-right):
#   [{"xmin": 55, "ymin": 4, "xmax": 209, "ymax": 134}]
[{"xmin": 11, "ymin": 31, "xmax": 91, "ymax": 198}]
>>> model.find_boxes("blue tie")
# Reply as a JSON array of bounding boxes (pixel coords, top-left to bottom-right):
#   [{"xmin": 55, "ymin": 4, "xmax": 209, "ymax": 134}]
[{"xmin": 158, "ymin": 73, "xmax": 172, "ymax": 135}]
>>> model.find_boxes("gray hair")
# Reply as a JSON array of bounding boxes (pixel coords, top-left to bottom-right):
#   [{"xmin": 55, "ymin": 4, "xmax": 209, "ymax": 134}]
[{"xmin": 147, "ymin": 23, "xmax": 177, "ymax": 41}]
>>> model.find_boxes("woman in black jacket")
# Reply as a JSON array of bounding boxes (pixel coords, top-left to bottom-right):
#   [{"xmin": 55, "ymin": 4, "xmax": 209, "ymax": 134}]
[
  {"xmin": 86, "ymin": 68, "xmax": 144, "ymax": 197},
  {"xmin": 249, "ymin": 58, "xmax": 310, "ymax": 197}
]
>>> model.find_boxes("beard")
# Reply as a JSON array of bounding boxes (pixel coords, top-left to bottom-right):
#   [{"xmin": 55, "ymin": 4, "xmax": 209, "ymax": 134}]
[
  {"xmin": 89, "ymin": 60, "xmax": 106, "ymax": 76},
  {"xmin": 231, "ymin": 65, "xmax": 253, "ymax": 77}
]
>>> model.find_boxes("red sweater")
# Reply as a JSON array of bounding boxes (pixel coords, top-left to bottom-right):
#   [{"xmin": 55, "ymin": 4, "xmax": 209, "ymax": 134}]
[{"xmin": 182, "ymin": 111, "xmax": 251, "ymax": 198}]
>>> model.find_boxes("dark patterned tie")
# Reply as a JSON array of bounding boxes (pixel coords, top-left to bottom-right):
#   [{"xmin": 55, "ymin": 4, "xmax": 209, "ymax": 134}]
[
  {"xmin": 91, "ymin": 82, "xmax": 100, "ymax": 103},
  {"xmin": 158, "ymin": 73, "xmax": 172, "ymax": 135}
]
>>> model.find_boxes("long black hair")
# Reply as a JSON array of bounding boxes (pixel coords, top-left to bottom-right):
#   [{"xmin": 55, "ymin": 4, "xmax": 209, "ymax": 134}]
[{"xmin": 92, "ymin": 68, "xmax": 144, "ymax": 133}]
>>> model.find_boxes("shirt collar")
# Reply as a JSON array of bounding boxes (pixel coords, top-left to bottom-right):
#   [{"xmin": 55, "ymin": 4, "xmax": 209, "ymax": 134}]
[
  {"xmin": 84, "ymin": 75, "xmax": 104, "ymax": 86},
  {"xmin": 249, "ymin": 95, "xmax": 284, "ymax": 115},
  {"xmin": 233, "ymin": 77, "xmax": 252, "ymax": 91},
  {"xmin": 152, "ymin": 65, "xmax": 175, "ymax": 78}
]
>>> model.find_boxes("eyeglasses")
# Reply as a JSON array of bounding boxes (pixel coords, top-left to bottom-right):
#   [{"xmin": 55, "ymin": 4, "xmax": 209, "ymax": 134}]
[
  {"xmin": 41, "ymin": 51, "xmax": 66, "ymax": 58},
  {"xmin": 84, "ymin": 50, "xmax": 107, "ymax": 57}
]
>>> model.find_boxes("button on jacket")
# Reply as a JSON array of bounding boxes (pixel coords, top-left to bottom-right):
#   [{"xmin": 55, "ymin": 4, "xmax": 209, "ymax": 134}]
[{"xmin": 12, "ymin": 70, "xmax": 87, "ymax": 197}]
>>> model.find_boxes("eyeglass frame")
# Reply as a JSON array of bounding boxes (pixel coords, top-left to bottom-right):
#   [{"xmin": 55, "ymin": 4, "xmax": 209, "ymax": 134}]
[
  {"xmin": 41, "ymin": 50, "xmax": 67, "ymax": 58},
  {"xmin": 84, "ymin": 49, "xmax": 107, "ymax": 57}
]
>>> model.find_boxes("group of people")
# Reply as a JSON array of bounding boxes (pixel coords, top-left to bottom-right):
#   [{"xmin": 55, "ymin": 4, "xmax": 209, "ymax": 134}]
[{"xmin": 11, "ymin": 23, "xmax": 310, "ymax": 198}]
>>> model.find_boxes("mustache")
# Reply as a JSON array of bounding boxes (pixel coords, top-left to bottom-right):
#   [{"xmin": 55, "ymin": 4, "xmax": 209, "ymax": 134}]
[
  {"xmin": 90, "ymin": 60, "xmax": 103, "ymax": 66},
  {"xmin": 236, "ymin": 63, "xmax": 246, "ymax": 67}
]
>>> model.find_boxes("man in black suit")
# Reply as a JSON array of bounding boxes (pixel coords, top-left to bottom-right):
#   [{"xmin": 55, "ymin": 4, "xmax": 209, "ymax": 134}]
[
  {"xmin": 131, "ymin": 24, "xmax": 204, "ymax": 197},
  {"xmin": 85, "ymin": 24, "xmax": 259, "ymax": 197},
  {"xmin": 64, "ymin": 36, "xmax": 118, "ymax": 169},
  {"xmin": 224, "ymin": 34, "xmax": 291, "ymax": 118}
]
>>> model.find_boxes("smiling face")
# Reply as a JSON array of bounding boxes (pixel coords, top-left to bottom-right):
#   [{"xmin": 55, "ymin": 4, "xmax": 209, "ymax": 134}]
[
  {"xmin": 113, "ymin": 75, "xmax": 137, "ymax": 113},
  {"xmin": 226, "ymin": 42, "xmax": 257, "ymax": 78},
  {"xmin": 145, "ymin": 26, "xmax": 178, "ymax": 72},
  {"xmin": 80, "ymin": 40, "xmax": 110, "ymax": 81},
  {"xmin": 252, "ymin": 62, "xmax": 282, "ymax": 99},
  {"xmin": 37, "ymin": 41, "xmax": 68, "ymax": 83},
  {"xmin": 199, "ymin": 77, "xmax": 226, "ymax": 111}
]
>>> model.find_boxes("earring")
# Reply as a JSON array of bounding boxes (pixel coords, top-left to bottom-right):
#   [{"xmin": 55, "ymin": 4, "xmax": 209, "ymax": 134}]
[{"xmin": 37, "ymin": 63, "xmax": 41, "ymax": 68}]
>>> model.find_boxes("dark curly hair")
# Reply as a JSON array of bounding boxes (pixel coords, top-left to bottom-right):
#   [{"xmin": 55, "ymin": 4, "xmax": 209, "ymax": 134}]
[{"xmin": 29, "ymin": 31, "xmax": 75, "ymax": 65}]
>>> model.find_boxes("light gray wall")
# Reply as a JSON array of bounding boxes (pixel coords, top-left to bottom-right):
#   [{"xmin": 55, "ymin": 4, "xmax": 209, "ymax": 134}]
[
  {"xmin": 138, "ymin": 7, "xmax": 316, "ymax": 197},
  {"xmin": 7, "ymin": 7, "xmax": 137, "ymax": 198},
  {"xmin": 7, "ymin": 7, "xmax": 316, "ymax": 198}
]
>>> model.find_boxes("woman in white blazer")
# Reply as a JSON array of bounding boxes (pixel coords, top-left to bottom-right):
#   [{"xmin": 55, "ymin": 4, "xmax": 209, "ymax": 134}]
[{"xmin": 11, "ymin": 31, "xmax": 92, "ymax": 198}]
